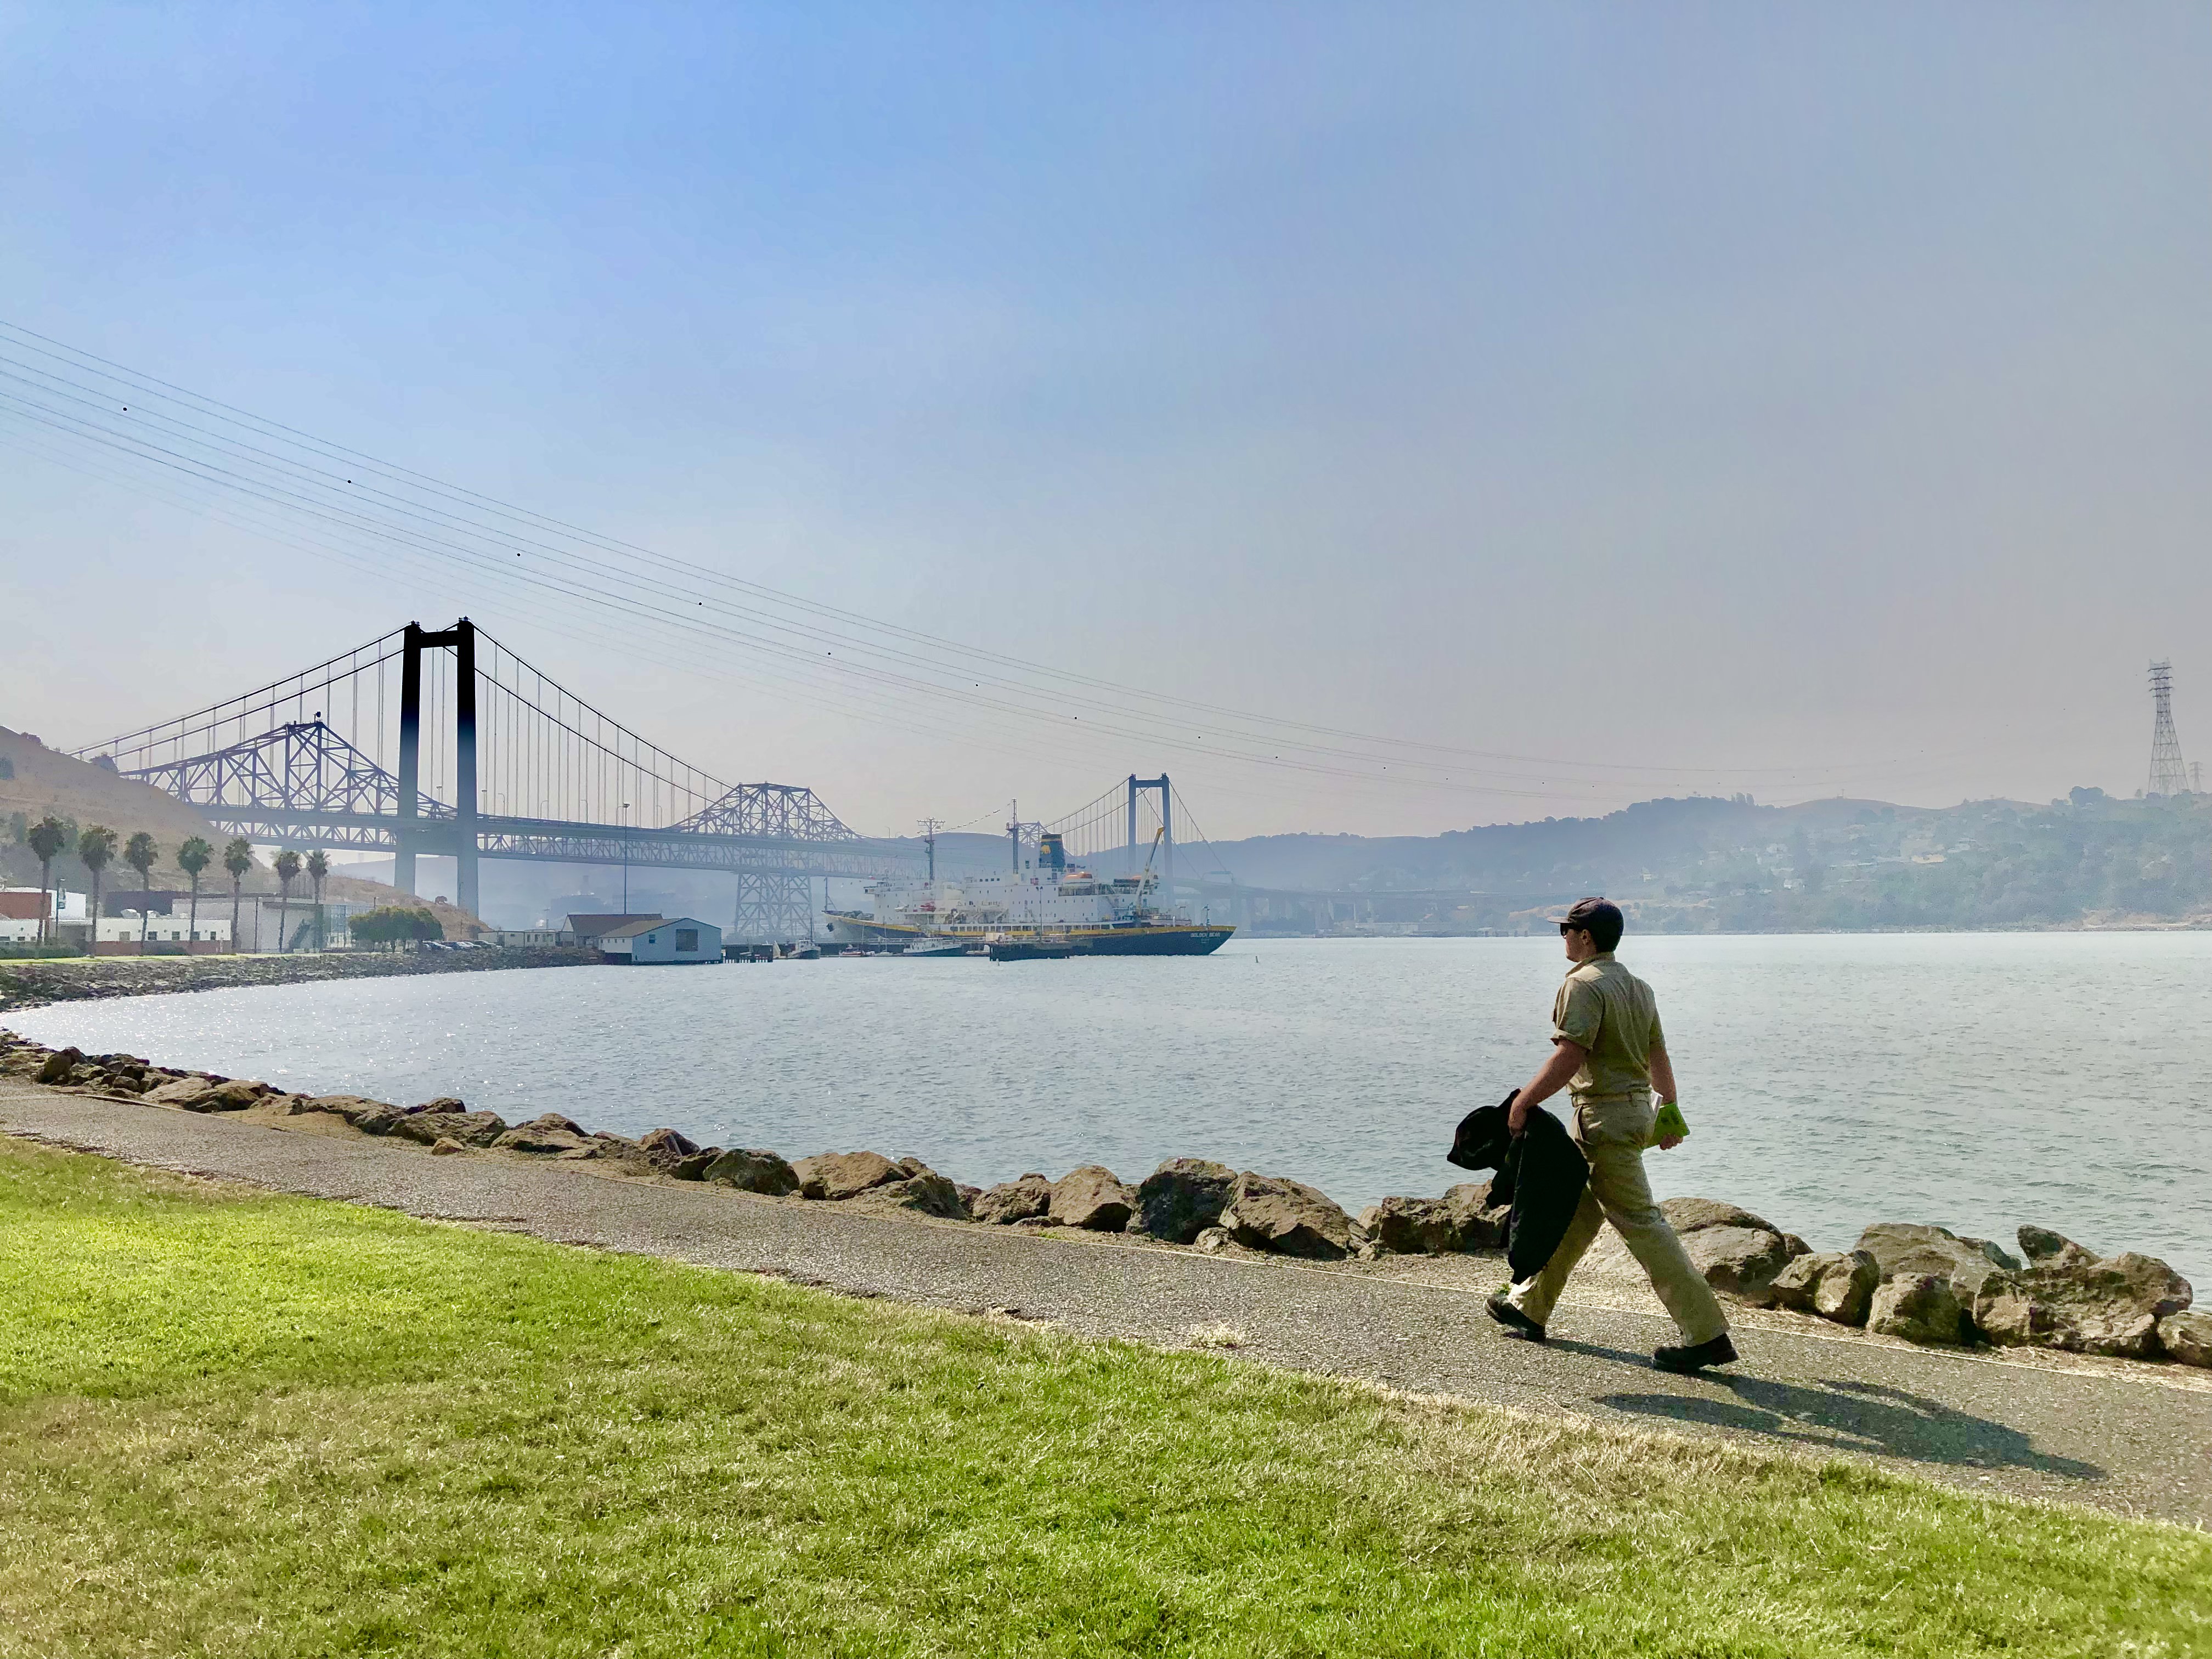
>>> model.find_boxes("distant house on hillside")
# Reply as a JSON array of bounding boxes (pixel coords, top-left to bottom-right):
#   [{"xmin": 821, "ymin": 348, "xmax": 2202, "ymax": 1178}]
[{"xmin": 596, "ymin": 916, "xmax": 719, "ymax": 964}]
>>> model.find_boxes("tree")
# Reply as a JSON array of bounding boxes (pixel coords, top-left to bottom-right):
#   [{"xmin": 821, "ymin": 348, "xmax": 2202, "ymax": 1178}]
[
  {"xmin": 224, "ymin": 838, "xmax": 253, "ymax": 951},
  {"xmin": 350, "ymin": 905, "xmax": 441, "ymax": 952},
  {"xmin": 78, "ymin": 825, "xmax": 117, "ymax": 950},
  {"xmin": 124, "ymin": 832, "xmax": 159, "ymax": 953},
  {"xmin": 306, "ymin": 849, "xmax": 330, "ymax": 950},
  {"xmin": 178, "ymin": 836, "xmax": 212, "ymax": 946},
  {"xmin": 273, "ymin": 849, "xmax": 302, "ymax": 953},
  {"xmin": 27, "ymin": 816, "xmax": 66, "ymax": 945}
]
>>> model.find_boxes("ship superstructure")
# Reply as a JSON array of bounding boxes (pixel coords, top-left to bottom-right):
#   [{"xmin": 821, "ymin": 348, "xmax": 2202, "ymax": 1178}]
[{"xmin": 822, "ymin": 775, "xmax": 1234, "ymax": 957}]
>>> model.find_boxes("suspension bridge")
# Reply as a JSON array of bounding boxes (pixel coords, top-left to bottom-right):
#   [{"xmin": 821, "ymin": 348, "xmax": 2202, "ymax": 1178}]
[
  {"xmin": 72, "ymin": 618, "xmax": 915, "ymax": 942},
  {"xmin": 72, "ymin": 618, "xmax": 1218, "ymax": 944}
]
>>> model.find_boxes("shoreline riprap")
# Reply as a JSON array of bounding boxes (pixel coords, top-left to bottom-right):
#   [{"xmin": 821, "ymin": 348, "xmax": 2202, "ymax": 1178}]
[
  {"xmin": 2, "ymin": 1024, "xmax": 2203, "ymax": 1371},
  {"xmin": 0, "ymin": 946, "xmax": 601, "ymax": 1013}
]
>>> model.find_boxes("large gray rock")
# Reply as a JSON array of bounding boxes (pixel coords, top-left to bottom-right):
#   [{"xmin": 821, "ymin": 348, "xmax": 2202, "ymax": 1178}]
[
  {"xmin": 1049, "ymin": 1166, "xmax": 1136, "ymax": 1232},
  {"xmin": 35, "ymin": 1047, "xmax": 84, "ymax": 1084},
  {"xmin": 1358, "ymin": 1183, "xmax": 1504, "ymax": 1256},
  {"xmin": 1868, "ymin": 1273, "xmax": 1971, "ymax": 1346},
  {"xmin": 493, "ymin": 1113, "xmax": 596, "ymax": 1155},
  {"xmin": 1218, "ymin": 1172, "xmax": 1354, "ymax": 1261},
  {"xmin": 1683, "ymin": 1224, "xmax": 1794, "ymax": 1304},
  {"xmin": 1662, "ymin": 1197, "xmax": 1781, "ymax": 1237},
  {"xmin": 793, "ymin": 1150, "xmax": 904, "ymax": 1200},
  {"xmin": 2159, "ymin": 1310, "xmax": 2212, "ymax": 1368},
  {"xmin": 144, "ymin": 1075, "xmax": 220, "ymax": 1109},
  {"xmin": 1857, "ymin": 1222, "xmax": 2021, "ymax": 1297},
  {"xmin": 697, "ymin": 1148, "xmax": 800, "ymax": 1195},
  {"xmin": 1359, "ymin": 1196, "xmax": 1456, "ymax": 1256},
  {"xmin": 290, "ymin": 1093, "xmax": 396, "ymax": 1124},
  {"xmin": 392, "ymin": 1109, "xmax": 508, "ymax": 1148},
  {"xmin": 1135, "ymin": 1158, "xmax": 1237, "ymax": 1243},
  {"xmin": 973, "ymin": 1174, "xmax": 1054, "ymax": 1225},
  {"xmin": 669, "ymin": 1147, "xmax": 724, "ymax": 1181},
  {"xmin": 856, "ymin": 1171, "xmax": 971, "ymax": 1221},
  {"xmin": 191, "ymin": 1079, "xmax": 272, "ymax": 1113},
  {"xmin": 2017, "ymin": 1223, "xmax": 2095, "ymax": 1267},
  {"xmin": 637, "ymin": 1127, "xmax": 700, "ymax": 1163},
  {"xmin": 1768, "ymin": 1249, "xmax": 1880, "ymax": 1326},
  {"xmin": 1973, "ymin": 1251, "xmax": 2193, "ymax": 1359}
]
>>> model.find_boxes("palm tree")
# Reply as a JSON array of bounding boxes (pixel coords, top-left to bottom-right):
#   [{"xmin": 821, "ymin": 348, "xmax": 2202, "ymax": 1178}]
[
  {"xmin": 225, "ymin": 838, "xmax": 253, "ymax": 952},
  {"xmin": 124, "ymin": 832, "xmax": 159, "ymax": 953},
  {"xmin": 306, "ymin": 850, "xmax": 330, "ymax": 950},
  {"xmin": 273, "ymin": 849, "xmax": 302, "ymax": 953},
  {"xmin": 78, "ymin": 825, "xmax": 117, "ymax": 952},
  {"xmin": 178, "ymin": 837, "xmax": 212, "ymax": 946},
  {"xmin": 27, "ymin": 816, "xmax": 66, "ymax": 945}
]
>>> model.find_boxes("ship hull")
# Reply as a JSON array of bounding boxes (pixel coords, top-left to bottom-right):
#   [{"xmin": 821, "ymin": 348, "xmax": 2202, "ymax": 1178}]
[{"xmin": 988, "ymin": 925, "xmax": 1235, "ymax": 961}]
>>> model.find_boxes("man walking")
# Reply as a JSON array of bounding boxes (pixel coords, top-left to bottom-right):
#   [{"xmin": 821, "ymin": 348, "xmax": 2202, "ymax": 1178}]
[{"xmin": 1486, "ymin": 897, "xmax": 1737, "ymax": 1373}]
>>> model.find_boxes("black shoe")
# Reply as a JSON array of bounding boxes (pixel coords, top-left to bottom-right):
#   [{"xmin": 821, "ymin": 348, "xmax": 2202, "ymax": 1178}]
[
  {"xmin": 1653, "ymin": 1334, "xmax": 1738, "ymax": 1374},
  {"xmin": 1486, "ymin": 1293, "xmax": 1547, "ymax": 1343}
]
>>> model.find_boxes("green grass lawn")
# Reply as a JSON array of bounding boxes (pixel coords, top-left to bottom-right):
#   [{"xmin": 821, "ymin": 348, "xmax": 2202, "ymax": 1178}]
[{"xmin": 1, "ymin": 1141, "xmax": 2206, "ymax": 1658}]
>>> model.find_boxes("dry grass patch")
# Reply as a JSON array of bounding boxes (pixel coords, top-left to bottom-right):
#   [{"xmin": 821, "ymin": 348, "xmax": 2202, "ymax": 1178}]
[{"xmin": 1184, "ymin": 1321, "xmax": 1249, "ymax": 1349}]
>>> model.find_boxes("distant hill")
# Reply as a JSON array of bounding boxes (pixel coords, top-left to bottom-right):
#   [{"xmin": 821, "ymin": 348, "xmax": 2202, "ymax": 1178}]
[
  {"xmin": 1179, "ymin": 792, "xmax": 2212, "ymax": 933},
  {"xmin": 2, "ymin": 726, "xmax": 483, "ymax": 936}
]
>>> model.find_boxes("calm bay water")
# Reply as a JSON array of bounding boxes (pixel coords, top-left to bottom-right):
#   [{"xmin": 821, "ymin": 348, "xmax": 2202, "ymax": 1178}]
[{"xmin": 13, "ymin": 934, "xmax": 2210, "ymax": 1286}]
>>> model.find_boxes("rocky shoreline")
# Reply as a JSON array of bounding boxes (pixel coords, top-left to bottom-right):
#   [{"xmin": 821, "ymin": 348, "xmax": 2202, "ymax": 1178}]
[
  {"xmin": 4, "ymin": 1025, "xmax": 2203, "ymax": 1372},
  {"xmin": 0, "ymin": 947, "xmax": 601, "ymax": 1013}
]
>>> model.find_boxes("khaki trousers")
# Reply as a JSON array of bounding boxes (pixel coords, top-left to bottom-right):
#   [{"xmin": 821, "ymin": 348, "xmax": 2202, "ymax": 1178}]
[{"xmin": 1504, "ymin": 1094, "xmax": 1729, "ymax": 1346}]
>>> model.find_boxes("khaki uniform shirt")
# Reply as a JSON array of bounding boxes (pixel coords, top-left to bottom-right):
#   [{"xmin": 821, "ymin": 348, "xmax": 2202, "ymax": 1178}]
[{"xmin": 1551, "ymin": 952, "xmax": 1664, "ymax": 1102}]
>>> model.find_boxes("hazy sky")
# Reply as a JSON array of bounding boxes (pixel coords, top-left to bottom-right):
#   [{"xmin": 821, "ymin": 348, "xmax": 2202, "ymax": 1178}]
[{"xmin": 4, "ymin": 4, "xmax": 2209, "ymax": 839}]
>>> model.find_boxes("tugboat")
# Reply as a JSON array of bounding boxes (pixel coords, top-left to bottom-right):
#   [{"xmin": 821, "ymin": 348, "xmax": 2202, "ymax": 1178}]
[{"xmin": 823, "ymin": 805, "xmax": 1234, "ymax": 961}]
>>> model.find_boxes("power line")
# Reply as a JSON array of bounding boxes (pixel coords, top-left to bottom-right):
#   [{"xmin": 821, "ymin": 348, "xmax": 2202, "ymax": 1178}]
[{"xmin": 0, "ymin": 318, "xmax": 1995, "ymax": 803}]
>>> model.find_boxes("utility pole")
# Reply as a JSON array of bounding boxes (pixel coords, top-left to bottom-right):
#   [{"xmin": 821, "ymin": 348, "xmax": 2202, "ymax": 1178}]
[{"xmin": 918, "ymin": 817, "xmax": 941, "ymax": 884}]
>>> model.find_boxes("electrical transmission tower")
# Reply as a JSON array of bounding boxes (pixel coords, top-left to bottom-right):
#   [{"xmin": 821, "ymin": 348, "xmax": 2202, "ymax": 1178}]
[{"xmin": 2147, "ymin": 661, "xmax": 2190, "ymax": 797}]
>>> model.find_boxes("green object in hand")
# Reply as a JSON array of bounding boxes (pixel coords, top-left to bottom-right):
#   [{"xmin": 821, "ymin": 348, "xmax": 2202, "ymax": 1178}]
[{"xmin": 1649, "ymin": 1101, "xmax": 1689, "ymax": 1147}]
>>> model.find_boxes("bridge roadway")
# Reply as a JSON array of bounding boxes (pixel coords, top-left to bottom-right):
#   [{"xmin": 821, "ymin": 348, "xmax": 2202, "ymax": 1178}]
[
  {"xmin": 5, "ymin": 1079, "xmax": 2207, "ymax": 1527},
  {"xmin": 187, "ymin": 802, "xmax": 919, "ymax": 880}
]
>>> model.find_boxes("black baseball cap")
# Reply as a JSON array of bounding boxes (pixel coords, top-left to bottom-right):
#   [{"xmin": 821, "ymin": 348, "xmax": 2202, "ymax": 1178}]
[{"xmin": 1559, "ymin": 896, "xmax": 1622, "ymax": 936}]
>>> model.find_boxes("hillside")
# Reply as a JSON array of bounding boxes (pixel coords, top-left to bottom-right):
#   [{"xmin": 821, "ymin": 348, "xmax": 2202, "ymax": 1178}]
[
  {"xmin": 1188, "ymin": 792, "xmax": 2212, "ymax": 933},
  {"xmin": 1, "ymin": 726, "xmax": 482, "ymax": 936}
]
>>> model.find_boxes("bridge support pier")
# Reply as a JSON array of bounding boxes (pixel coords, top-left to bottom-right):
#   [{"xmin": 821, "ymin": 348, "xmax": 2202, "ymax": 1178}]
[{"xmin": 732, "ymin": 871, "xmax": 814, "ymax": 945}]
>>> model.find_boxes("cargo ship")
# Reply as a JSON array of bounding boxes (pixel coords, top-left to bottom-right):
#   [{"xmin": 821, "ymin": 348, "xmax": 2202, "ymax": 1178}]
[{"xmin": 822, "ymin": 825, "xmax": 1233, "ymax": 960}]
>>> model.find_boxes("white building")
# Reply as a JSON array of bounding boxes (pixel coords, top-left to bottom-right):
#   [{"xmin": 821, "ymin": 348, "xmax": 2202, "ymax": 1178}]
[
  {"xmin": 597, "ymin": 916, "xmax": 721, "ymax": 964},
  {"xmin": 95, "ymin": 912, "xmax": 232, "ymax": 945},
  {"xmin": 487, "ymin": 928, "xmax": 574, "ymax": 948}
]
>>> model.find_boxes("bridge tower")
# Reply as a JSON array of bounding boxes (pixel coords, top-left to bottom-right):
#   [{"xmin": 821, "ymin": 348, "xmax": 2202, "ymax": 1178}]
[
  {"xmin": 1127, "ymin": 774, "xmax": 1172, "ymax": 907},
  {"xmin": 395, "ymin": 619, "xmax": 480, "ymax": 916}
]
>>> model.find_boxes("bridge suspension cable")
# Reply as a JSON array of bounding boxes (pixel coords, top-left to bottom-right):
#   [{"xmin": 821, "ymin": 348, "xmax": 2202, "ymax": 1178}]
[{"xmin": 0, "ymin": 317, "xmax": 2000, "ymax": 809}]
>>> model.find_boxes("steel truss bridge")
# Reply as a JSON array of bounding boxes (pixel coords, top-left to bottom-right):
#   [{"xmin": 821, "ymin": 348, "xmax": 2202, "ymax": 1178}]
[{"xmin": 75, "ymin": 618, "xmax": 916, "ymax": 942}]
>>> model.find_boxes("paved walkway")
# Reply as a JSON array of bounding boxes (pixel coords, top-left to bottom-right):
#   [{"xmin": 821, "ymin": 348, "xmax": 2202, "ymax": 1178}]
[{"xmin": 6, "ymin": 1079, "xmax": 2208, "ymax": 1526}]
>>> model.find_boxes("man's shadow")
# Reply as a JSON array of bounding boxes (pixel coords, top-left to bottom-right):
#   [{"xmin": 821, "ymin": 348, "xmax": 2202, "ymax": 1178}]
[{"xmin": 1549, "ymin": 1339, "xmax": 2104, "ymax": 1481}]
